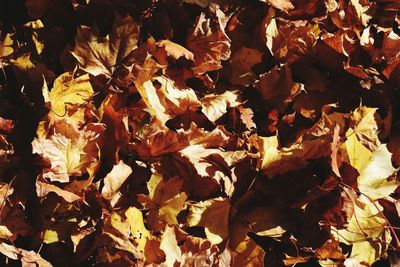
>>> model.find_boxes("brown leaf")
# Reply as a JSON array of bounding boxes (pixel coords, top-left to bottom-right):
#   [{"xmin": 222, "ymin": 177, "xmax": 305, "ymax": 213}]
[
  {"xmin": 0, "ymin": 118, "xmax": 14, "ymax": 133},
  {"xmin": 187, "ymin": 10, "xmax": 231, "ymax": 74},
  {"xmin": 154, "ymin": 39, "xmax": 194, "ymax": 64},
  {"xmin": 260, "ymin": 0, "xmax": 295, "ymax": 12},
  {"xmin": 72, "ymin": 15, "xmax": 140, "ymax": 77},
  {"xmin": 255, "ymin": 65, "xmax": 302, "ymax": 112}
]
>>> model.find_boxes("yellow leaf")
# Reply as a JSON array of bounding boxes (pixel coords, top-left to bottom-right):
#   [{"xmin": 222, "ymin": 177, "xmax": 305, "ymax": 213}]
[
  {"xmin": 231, "ymin": 236, "xmax": 265, "ymax": 267},
  {"xmin": 358, "ymin": 144, "xmax": 398, "ymax": 200},
  {"xmin": 0, "ymin": 226, "xmax": 12, "ymax": 240},
  {"xmin": 0, "ymin": 32, "xmax": 14, "ymax": 59},
  {"xmin": 46, "ymin": 72, "xmax": 94, "ymax": 130},
  {"xmin": 43, "ymin": 230, "xmax": 58, "ymax": 244},
  {"xmin": 110, "ymin": 212, "xmax": 130, "ymax": 237},
  {"xmin": 350, "ymin": 106, "xmax": 381, "ymax": 150},
  {"xmin": 110, "ymin": 207, "xmax": 150, "ymax": 253},
  {"xmin": 333, "ymin": 199, "xmax": 391, "ymax": 265},
  {"xmin": 345, "ymin": 128, "xmax": 372, "ymax": 174},
  {"xmin": 24, "ymin": 20, "xmax": 44, "ymax": 55},
  {"xmin": 125, "ymin": 207, "xmax": 151, "ymax": 253},
  {"xmin": 138, "ymin": 174, "xmax": 187, "ymax": 231},
  {"xmin": 186, "ymin": 197, "xmax": 229, "ymax": 244},
  {"xmin": 256, "ymin": 226, "xmax": 286, "ymax": 238}
]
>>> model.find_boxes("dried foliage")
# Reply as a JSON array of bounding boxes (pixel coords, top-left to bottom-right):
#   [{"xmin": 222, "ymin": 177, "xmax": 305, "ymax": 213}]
[{"xmin": 0, "ymin": 0, "xmax": 400, "ymax": 266}]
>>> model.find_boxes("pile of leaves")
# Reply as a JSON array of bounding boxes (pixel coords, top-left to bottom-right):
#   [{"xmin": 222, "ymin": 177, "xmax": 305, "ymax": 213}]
[{"xmin": 1, "ymin": 0, "xmax": 400, "ymax": 266}]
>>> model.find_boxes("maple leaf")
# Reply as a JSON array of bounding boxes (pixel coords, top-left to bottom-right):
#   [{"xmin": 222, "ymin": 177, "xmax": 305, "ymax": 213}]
[
  {"xmin": 349, "ymin": 106, "xmax": 382, "ymax": 151},
  {"xmin": 260, "ymin": 0, "xmax": 295, "ymax": 12},
  {"xmin": 39, "ymin": 72, "xmax": 96, "ymax": 136},
  {"xmin": 32, "ymin": 123, "xmax": 104, "ymax": 183},
  {"xmin": 180, "ymin": 235, "xmax": 227, "ymax": 266},
  {"xmin": 230, "ymin": 206, "xmax": 286, "ymax": 265},
  {"xmin": 345, "ymin": 128, "xmax": 399, "ymax": 200},
  {"xmin": 186, "ymin": 197, "xmax": 230, "ymax": 244},
  {"xmin": 252, "ymin": 112, "xmax": 346, "ymax": 177},
  {"xmin": 36, "ymin": 179, "xmax": 80, "ymax": 202},
  {"xmin": 229, "ymin": 47, "xmax": 263, "ymax": 86},
  {"xmin": 265, "ymin": 19, "xmax": 319, "ymax": 64},
  {"xmin": 255, "ymin": 65, "xmax": 302, "ymax": 112},
  {"xmin": 187, "ymin": 10, "xmax": 231, "ymax": 74},
  {"xmin": 160, "ymin": 226, "xmax": 182, "ymax": 266},
  {"xmin": 100, "ymin": 160, "xmax": 133, "ymax": 200},
  {"xmin": 179, "ymin": 144, "xmax": 248, "ymax": 196},
  {"xmin": 349, "ymin": 0, "xmax": 374, "ymax": 27},
  {"xmin": 138, "ymin": 174, "xmax": 187, "ymax": 231},
  {"xmin": 0, "ymin": 32, "xmax": 14, "ymax": 67},
  {"xmin": 109, "ymin": 207, "xmax": 150, "ymax": 254},
  {"xmin": 153, "ymin": 39, "xmax": 194, "ymax": 65},
  {"xmin": 72, "ymin": 15, "xmax": 140, "ymax": 77},
  {"xmin": 0, "ymin": 242, "xmax": 52, "ymax": 267},
  {"xmin": 333, "ymin": 198, "xmax": 391, "ymax": 265},
  {"xmin": 137, "ymin": 76, "xmax": 200, "ymax": 125},
  {"xmin": 201, "ymin": 91, "xmax": 241, "ymax": 123},
  {"xmin": 231, "ymin": 236, "xmax": 265, "ymax": 267},
  {"xmin": 132, "ymin": 122, "xmax": 233, "ymax": 158},
  {"xmin": 23, "ymin": 20, "xmax": 45, "ymax": 55},
  {"xmin": 380, "ymin": 31, "xmax": 400, "ymax": 80}
]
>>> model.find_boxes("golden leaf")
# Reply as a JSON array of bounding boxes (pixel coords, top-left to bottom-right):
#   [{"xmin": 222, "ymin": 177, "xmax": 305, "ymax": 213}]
[{"xmin": 186, "ymin": 197, "xmax": 229, "ymax": 244}]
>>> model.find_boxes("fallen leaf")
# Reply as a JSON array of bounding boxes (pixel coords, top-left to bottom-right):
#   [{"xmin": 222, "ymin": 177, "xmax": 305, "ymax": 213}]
[
  {"xmin": 160, "ymin": 226, "xmax": 182, "ymax": 266},
  {"xmin": 201, "ymin": 91, "xmax": 241, "ymax": 123},
  {"xmin": 72, "ymin": 15, "xmax": 140, "ymax": 77},
  {"xmin": 36, "ymin": 179, "xmax": 81, "ymax": 202},
  {"xmin": 186, "ymin": 197, "xmax": 229, "ymax": 244},
  {"xmin": 138, "ymin": 174, "xmax": 187, "ymax": 231},
  {"xmin": 32, "ymin": 123, "xmax": 105, "ymax": 183},
  {"xmin": 100, "ymin": 160, "xmax": 133, "ymax": 199},
  {"xmin": 187, "ymin": 10, "xmax": 231, "ymax": 74}
]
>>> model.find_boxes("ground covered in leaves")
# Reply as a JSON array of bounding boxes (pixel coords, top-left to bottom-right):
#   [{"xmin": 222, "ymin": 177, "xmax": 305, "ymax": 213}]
[{"xmin": 0, "ymin": 0, "xmax": 400, "ymax": 266}]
